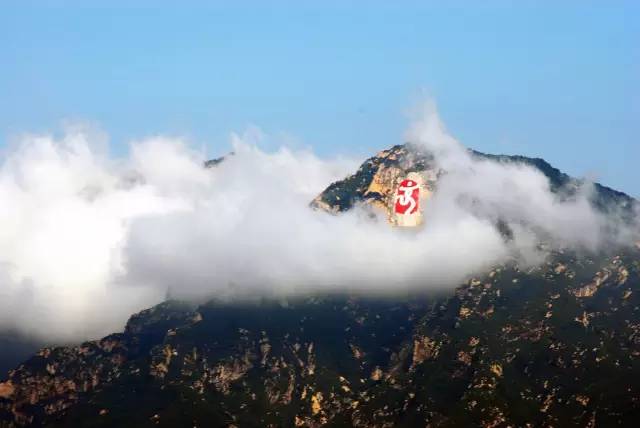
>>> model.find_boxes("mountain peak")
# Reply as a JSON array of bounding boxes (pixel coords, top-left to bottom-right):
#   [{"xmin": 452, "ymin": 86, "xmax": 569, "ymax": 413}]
[{"xmin": 311, "ymin": 143, "xmax": 636, "ymax": 226}]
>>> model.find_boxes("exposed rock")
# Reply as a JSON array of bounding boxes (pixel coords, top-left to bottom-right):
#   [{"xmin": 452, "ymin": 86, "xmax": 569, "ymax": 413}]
[
  {"xmin": 572, "ymin": 282, "xmax": 598, "ymax": 298},
  {"xmin": 618, "ymin": 267, "xmax": 629, "ymax": 285},
  {"xmin": 554, "ymin": 264, "xmax": 567, "ymax": 274},
  {"xmin": 457, "ymin": 351, "xmax": 472, "ymax": 366},
  {"xmin": 350, "ymin": 344, "xmax": 364, "ymax": 360},
  {"xmin": 150, "ymin": 344, "xmax": 174, "ymax": 379},
  {"xmin": 573, "ymin": 270, "xmax": 612, "ymax": 298},
  {"xmin": 575, "ymin": 311, "xmax": 590, "ymax": 328},
  {"xmin": 370, "ymin": 367, "xmax": 384, "ymax": 381},
  {"xmin": 211, "ymin": 349, "xmax": 254, "ymax": 394},
  {"xmin": 459, "ymin": 307, "xmax": 472, "ymax": 319},
  {"xmin": 0, "ymin": 381, "xmax": 14, "ymax": 399},
  {"xmin": 412, "ymin": 336, "xmax": 440, "ymax": 366},
  {"xmin": 490, "ymin": 363, "xmax": 503, "ymax": 377},
  {"xmin": 576, "ymin": 395, "xmax": 590, "ymax": 407},
  {"xmin": 311, "ymin": 392, "xmax": 323, "ymax": 415}
]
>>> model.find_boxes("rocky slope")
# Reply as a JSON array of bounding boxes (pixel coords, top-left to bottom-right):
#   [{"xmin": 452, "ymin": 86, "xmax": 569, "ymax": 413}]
[
  {"xmin": 1, "ymin": 144, "xmax": 639, "ymax": 427},
  {"xmin": 1, "ymin": 247, "xmax": 639, "ymax": 427}
]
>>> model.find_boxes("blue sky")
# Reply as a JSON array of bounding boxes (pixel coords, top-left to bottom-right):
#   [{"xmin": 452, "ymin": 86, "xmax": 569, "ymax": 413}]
[{"xmin": 1, "ymin": 1, "xmax": 638, "ymax": 196}]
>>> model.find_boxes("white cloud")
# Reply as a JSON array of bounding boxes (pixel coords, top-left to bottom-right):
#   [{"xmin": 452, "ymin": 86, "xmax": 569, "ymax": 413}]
[{"xmin": 0, "ymin": 104, "xmax": 633, "ymax": 343}]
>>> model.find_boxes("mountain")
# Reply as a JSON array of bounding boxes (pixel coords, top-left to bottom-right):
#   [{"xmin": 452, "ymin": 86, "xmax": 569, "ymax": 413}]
[{"xmin": 1, "ymin": 145, "xmax": 639, "ymax": 427}]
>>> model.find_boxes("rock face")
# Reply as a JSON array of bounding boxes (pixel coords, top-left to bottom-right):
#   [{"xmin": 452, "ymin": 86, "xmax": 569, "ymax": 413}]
[
  {"xmin": 310, "ymin": 145, "xmax": 439, "ymax": 227},
  {"xmin": 0, "ymin": 383, "xmax": 13, "ymax": 400},
  {"xmin": 1, "ymin": 144, "xmax": 639, "ymax": 427}
]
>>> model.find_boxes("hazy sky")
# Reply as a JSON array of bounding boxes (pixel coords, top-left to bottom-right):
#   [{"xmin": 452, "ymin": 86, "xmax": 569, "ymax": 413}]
[{"xmin": 1, "ymin": 1, "xmax": 638, "ymax": 196}]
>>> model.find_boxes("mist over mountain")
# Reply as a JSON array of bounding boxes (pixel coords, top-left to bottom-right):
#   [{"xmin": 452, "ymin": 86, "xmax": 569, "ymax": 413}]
[
  {"xmin": 0, "ymin": 103, "xmax": 636, "ymax": 346},
  {"xmin": 0, "ymin": 146, "xmax": 639, "ymax": 425}
]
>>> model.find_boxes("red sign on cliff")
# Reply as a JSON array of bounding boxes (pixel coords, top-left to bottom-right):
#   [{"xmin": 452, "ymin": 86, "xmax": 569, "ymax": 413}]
[{"xmin": 394, "ymin": 179, "xmax": 419, "ymax": 215}]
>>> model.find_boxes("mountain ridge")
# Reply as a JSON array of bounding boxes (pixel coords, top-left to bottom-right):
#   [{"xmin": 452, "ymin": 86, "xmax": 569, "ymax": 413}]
[{"xmin": 311, "ymin": 143, "xmax": 635, "ymax": 219}]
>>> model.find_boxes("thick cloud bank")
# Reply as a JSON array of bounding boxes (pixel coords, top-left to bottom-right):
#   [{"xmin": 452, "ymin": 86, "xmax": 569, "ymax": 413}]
[{"xmin": 0, "ymin": 105, "xmax": 634, "ymax": 342}]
